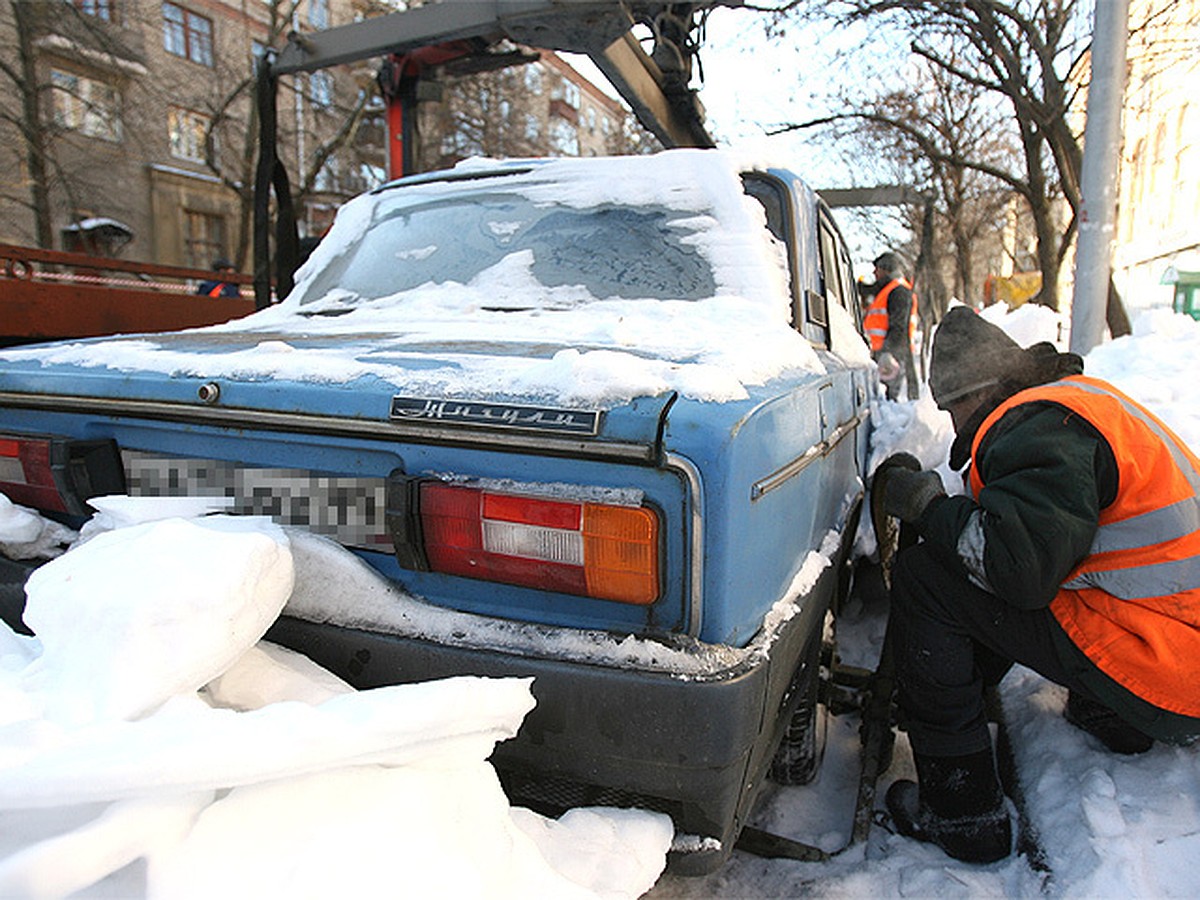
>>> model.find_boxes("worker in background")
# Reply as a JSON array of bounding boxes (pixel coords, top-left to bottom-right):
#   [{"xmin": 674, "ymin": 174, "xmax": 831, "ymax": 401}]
[
  {"xmin": 197, "ymin": 258, "xmax": 241, "ymax": 298},
  {"xmin": 858, "ymin": 252, "xmax": 919, "ymax": 400},
  {"xmin": 874, "ymin": 308, "xmax": 1200, "ymax": 863}
]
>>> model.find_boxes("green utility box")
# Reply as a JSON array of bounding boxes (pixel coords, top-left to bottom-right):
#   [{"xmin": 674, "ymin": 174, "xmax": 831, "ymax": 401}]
[{"xmin": 1162, "ymin": 268, "xmax": 1200, "ymax": 320}]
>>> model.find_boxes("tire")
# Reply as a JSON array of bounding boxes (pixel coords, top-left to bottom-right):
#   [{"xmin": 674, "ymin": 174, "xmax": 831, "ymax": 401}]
[{"xmin": 768, "ymin": 618, "xmax": 831, "ymax": 786}]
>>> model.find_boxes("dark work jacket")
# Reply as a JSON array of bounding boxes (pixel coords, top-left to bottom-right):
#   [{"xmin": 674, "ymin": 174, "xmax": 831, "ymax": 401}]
[
  {"xmin": 914, "ymin": 384, "xmax": 1200, "ymax": 740},
  {"xmin": 197, "ymin": 279, "xmax": 240, "ymax": 298},
  {"xmin": 919, "ymin": 402, "xmax": 1117, "ymax": 607}
]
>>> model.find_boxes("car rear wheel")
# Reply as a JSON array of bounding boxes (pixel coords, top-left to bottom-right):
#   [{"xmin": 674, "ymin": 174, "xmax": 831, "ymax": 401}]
[{"xmin": 768, "ymin": 619, "xmax": 831, "ymax": 786}]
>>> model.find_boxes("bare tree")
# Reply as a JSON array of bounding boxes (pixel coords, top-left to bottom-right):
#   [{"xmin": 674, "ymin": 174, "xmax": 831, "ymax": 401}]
[
  {"xmin": 758, "ymin": 0, "xmax": 1131, "ymax": 334},
  {"xmin": 819, "ymin": 55, "xmax": 1019, "ymax": 311},
  {"xmin": 0, "ymin": 1, "xmax": 380, "ymax": 266},
  {"xmin": 194, "ymin": 0, "xmax": 375, "ymax": 268},
  {"xmin": 420, "ymin": 53, "xmax": 661, "ymax": 172},
  {"xmin": 0, "ymin": 1, "xmax": 146, "ymax": 248}
]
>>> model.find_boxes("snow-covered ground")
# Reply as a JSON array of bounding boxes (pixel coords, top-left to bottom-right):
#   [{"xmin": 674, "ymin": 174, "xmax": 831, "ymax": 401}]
[{"xmin": 1, "ymin": 304, "xmax": 1198, "ymax": 898}]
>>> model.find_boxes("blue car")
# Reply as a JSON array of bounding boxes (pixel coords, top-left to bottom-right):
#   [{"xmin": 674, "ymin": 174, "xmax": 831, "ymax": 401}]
[{"xmin": 0, "ymin": 149, "xmax": 875, "ymax": 873}]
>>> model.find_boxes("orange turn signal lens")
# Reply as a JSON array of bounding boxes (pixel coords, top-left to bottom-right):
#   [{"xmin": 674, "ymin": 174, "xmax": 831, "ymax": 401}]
[{"xmin": 583, "ymin": 504, "xmax": 659, "ymax": 604}]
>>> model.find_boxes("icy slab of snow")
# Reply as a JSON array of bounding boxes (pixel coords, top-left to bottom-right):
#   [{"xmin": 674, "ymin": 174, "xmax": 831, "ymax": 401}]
[
  {"xmin": 0, "ymin": 511, "xmax": 672, "ymax": 899},
  {"xmin": 79, "ymin": 494, "xmax": 236, "ymax": 540},
  {"xmin": 0, "ymin": 493, "xmax": 43, "ymax": 545},
  {"xmin": 512, "ymin": 806, "xmax": 677, "ymax": 900},
  {"xmin": 19, "ymin": 516, "xmax": 294, "ymax": 727}
]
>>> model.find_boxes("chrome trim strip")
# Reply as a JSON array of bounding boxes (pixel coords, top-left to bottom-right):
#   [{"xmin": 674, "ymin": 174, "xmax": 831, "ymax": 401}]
[
  {"xmin": 665, "ymin": 451, "xmax": 704, "ymax": 639},
  {"xmin": 0, "ymin": 392, "xmax": 656, "ymax": 463},
  {"xmin": 750, "ymin": 409, "xmax": 869, "ymax": 501}
]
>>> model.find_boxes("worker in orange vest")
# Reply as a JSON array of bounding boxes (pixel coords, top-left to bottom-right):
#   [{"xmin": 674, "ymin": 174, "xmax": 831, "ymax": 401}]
[
  {"xmin": 858, "ymin": 251, "xmax": 919, "ymax": 400},
  {"xmin": 196, "ymin": 258, "xmax": 241, "ymax": 299},
  {"xmin": 873, "ymin": 308, "xmax": 1200, "ymax": 863}
]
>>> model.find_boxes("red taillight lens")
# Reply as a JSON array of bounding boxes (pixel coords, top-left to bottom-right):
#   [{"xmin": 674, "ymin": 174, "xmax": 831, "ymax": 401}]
[
  {"xmin": 0, "ymin": 436, "xmax": 64, "ymax": 513},
  {"xmin": 418, "ymin": 482, "xmax": 660, "ymax": 605},
  {"xmin": 0, "ymin": 434, "xmax": 126, "ymax": 516}
]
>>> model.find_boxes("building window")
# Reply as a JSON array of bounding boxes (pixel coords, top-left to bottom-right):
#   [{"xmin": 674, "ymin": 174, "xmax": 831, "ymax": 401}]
[
  {"xmin": 552, "ymin": 79, "xmax": 580, "ymax": 109},
  {"xmin": 68, "ymin": 0, "xmax": 113, "ymax": 20},
  {"xmin": 168, "ymin": 106, "xmax": 211, "ymax": 162},
  {"xmin": 524, "ymin": 114, "xmax": 541, "ymax": 141},
  {"xmin": 163, "ymin": 3, "xmax": 213, "ymax": 67},
  {"xmin": 549, "ymin": 119, "xmax": 579, "ymax": 156},
  {"xmin": 523, "ymin": 65, "xmax": 542, "ymax": 95},
  {"xmin": 251, "ymin": 40, "xmax": 267, "ymax": 75},
  {"xmin": 183, "ymin": 210, "xmax": 225, "ymax": 269},
  {"xmin": 51, "ymin": 70, "xmax": 121, "ymax": 141},
  {"xmin": 309, "ymin": 0, "xmax": 329, "ymax": 29},
  {"xmin": 309, "ymin": 71, "xmax": 333, "ymax": 108}
]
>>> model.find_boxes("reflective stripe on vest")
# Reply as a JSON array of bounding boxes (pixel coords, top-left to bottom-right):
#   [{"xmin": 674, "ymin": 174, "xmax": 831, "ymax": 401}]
[
  {"xmin": 969, "ymin": 375, "xmax": 1200, "ymax": 715},
  {"xmin": 863, "ymin": 279, "xmax": 917, "ymax": 352}
]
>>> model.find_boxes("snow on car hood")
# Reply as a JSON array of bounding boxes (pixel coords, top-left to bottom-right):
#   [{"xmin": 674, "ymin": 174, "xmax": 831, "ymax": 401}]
[{"xmin": 0, "ymin": 150, "xmax": 841, "ymax": 408}]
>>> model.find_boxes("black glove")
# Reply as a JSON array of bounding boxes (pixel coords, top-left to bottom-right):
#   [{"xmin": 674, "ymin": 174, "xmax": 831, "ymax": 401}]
[{"xmin": 881, "ymin": 466, "xmax": 946, "ymax": 524}]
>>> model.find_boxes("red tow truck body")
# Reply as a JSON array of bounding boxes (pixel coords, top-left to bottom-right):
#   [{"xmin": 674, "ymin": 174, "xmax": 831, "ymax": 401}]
[{"xmin": 0, "ymin": 243, "xmax": 255, "ymax": 346}]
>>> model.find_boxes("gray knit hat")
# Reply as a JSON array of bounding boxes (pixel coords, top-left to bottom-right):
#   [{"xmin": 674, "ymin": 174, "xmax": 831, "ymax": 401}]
[
  {"xmin": 929, "ymin": 307, "xmax": 1023, "ymax": 408},
  {"xmin": 873, "ymin": 252, "xmax": 901, "ymax": 275}
]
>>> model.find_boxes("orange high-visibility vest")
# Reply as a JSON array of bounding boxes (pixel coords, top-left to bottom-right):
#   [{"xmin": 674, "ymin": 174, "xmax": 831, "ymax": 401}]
[
  {"xmin": 863, "ymin": 278, "xmax": 917, "ymax": 353},
  {"xmin": 969, "ymin": 375, "xmax": 1200, "ymax": 716}
]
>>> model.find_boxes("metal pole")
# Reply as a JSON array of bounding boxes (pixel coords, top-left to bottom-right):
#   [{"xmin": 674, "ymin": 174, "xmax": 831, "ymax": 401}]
[
  {"xmin": 253, "ymin": 53, "xmax": 277, "ymax": 312},
  {"xmin": 1070, "ymin": 0, "xmax": 1130, "ymax": 355}
]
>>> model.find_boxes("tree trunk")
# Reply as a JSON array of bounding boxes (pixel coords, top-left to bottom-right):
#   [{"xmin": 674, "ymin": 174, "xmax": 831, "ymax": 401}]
[
  {"xmin": 13, "ymin": 1, "xmax": 53, "ymax": 248},
  {"xmin": 1106, "ymin": 276, "xmax": 1132, "ymax": 338}
]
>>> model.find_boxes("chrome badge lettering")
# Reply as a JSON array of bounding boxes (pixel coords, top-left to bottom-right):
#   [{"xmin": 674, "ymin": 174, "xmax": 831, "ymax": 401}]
[{"xmin": 390, "ymin": 397, "xmax": 600, "ymax": 435}]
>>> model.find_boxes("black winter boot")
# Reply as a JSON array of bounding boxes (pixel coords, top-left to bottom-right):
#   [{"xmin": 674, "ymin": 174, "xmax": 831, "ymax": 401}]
[
  {"xmin": 885, "ymin": 748, "xmax": 1012, "ymax": 863},
  {"xmin": 1064, "ymin": 690, "xmax": 1154, "ymax": 755}
]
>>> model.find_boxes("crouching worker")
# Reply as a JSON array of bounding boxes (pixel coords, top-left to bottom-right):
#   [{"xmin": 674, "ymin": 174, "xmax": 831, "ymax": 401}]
[{"xmin": 876, "ymin": 307, "xmax": 1200, "ymax": 863}]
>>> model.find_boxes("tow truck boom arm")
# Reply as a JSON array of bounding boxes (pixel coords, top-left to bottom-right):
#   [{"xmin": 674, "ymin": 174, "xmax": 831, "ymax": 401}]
[{"xmin": 255, "ymin": 1, "xmax": 740, "ymax": 308}]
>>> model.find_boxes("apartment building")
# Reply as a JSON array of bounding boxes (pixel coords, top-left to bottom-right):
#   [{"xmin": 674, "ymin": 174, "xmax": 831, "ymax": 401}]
[
  {"xmin": 420, "ymin": 50, "xmax": 640, "ymax": 171},
  {"xmin": 1112, "ymin": 0, "xmax": 1200, "ymax": 316}
]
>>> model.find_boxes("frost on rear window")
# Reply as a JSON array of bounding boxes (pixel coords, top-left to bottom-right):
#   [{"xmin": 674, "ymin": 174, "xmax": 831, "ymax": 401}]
[{"xmin": 292, "ymin": 193, "xmax": 718, "ymax": 308}]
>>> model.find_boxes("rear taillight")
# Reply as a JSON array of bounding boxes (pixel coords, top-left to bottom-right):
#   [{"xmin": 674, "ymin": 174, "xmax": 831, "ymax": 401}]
[
  {"xmin": 417, "ymin": 482, "xmax": 660, "ymax": 605},
  {"xmin": 0, "ymin": 434, "xmax": 126, "ymax": 516}
]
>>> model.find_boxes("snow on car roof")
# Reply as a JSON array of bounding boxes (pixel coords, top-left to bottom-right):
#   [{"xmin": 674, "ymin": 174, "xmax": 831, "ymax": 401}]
[{"xmin": 0, "ymin": 150, "xmax": 865, "ymax": 407}]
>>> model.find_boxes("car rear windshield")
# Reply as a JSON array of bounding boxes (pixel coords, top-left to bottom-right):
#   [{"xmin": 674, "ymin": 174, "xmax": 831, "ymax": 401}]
[{"xmin": 294, "ymin": 191, "xmax": 718, "ymax": 307}]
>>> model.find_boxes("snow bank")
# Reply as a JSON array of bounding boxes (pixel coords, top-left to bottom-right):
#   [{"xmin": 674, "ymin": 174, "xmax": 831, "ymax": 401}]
[{"xmin": 0, "ymin": 512, "xmax": 672, "ymax": 898}]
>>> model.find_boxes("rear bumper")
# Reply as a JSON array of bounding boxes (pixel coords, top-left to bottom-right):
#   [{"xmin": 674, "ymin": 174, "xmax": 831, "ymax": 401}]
[{"xmin": 266, "ymin": 577, "xmax": 828, "ymax": 874}]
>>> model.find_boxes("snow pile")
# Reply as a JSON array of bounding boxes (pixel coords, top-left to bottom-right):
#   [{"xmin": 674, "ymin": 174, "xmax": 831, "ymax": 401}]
[
  {"xmin": 1083, "ymin": 307, "xmax": 1200, "ymax": 450},
  {"xmin": 0, "ymin": 514, "xmax": 672, "ymax": 898},
  {"xmin": 978, "ymin": 298, "xmax": 1065, "ymax": 346},
  {"xmin": 0, "ymin": 493, "xmax": 74, "ymax": 560}
]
